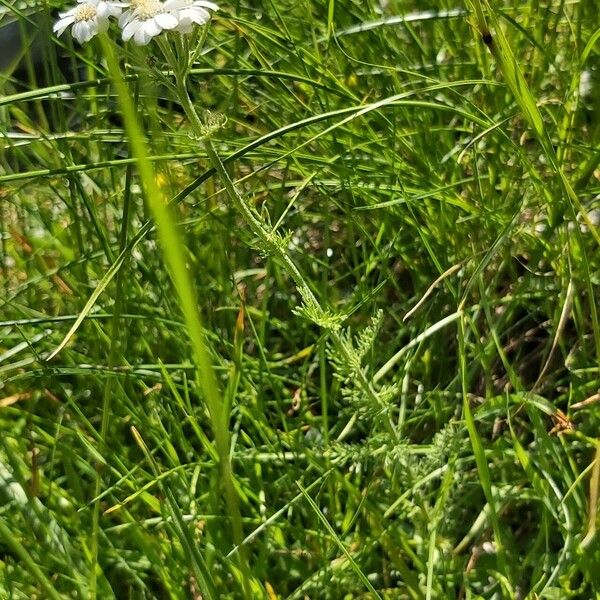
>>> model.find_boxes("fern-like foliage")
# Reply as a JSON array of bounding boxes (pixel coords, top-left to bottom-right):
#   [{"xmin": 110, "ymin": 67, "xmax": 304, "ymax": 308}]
[{"xmin": 327, "ymin": 310, "xmax": 399, "ymax": 422}]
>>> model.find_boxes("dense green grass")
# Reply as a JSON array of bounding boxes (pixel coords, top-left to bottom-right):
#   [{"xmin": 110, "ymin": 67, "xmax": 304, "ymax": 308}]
[{"xmin": 1, "ymin": 0, "xmax": 600, "ymax": 598}]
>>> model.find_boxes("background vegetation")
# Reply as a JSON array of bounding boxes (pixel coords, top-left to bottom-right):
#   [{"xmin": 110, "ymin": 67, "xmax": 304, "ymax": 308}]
[{"xmin": 1, "ymin": 0, "xmax": 599, "ymax": 598}]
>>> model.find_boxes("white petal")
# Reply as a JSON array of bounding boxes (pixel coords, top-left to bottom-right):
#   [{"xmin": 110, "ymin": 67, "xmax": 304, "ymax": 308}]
[
  {"xmin": 86, "ymin": 21, "xmax": 99, "ymax": 38},
  {"xmin": 72, "ymin": 21, "xmax": 89, "ymax": 43},
  {"xmin": 54, "ymin": 15, "xmax": 76, "ymax": 36},
  {"xmin": 143, "ymin": 18, "xmax": 161, "ymax": 37},
  {"xmin": 119, "ymin": 9, "xmax": 133, "ymax": 26},
  {"xmin": 133, "ymin": 24, "xmax": 151, "ymax": 45},
  {"xmin": 107, "ymin": 4, "xmax": 123, "ymax": 17},
  {"xmin": 164, "ymin": 0, "xmax": 190, "ymax": 10},
  {"xmin": 83, "ymin": 21, "xmax": 96, "ymax": 41},
  {"xmin": 189, "ymin": 7, "xmax": 209, "ymax": 24},
  {"xmin": 154, "ymin": 12, "xmax": 178, "ymax": 29},
  {"xmin": 193, "ymin": 0, "xmax": 218, "ymax": 11},
  {"xmin": 58, "ymin": 7, "xmax": 77, "ymax": 18},
  {"xmin": 175, "ymin": 16, "xmax": 194, "ymax": 33},
  {"xmin": 96, "ymin": 2, "xmax": 109, "ymax": 18},
  {"xmin": 122, "ymin": 19, "xmax": 140, "ymax": 41}
]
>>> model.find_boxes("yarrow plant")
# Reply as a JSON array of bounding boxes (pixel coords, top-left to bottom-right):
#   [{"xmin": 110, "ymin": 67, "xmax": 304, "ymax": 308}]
[
  {"xmin": 53, "ymin": 0, "xmax": 218, "ymax": 45},
  {"xmin": 53, "ymin": 0, "xmax": 394, "ymax": 454},
  {"xmin": 49, "ymin": 0, "xmax": 401, "ymax": 595}
]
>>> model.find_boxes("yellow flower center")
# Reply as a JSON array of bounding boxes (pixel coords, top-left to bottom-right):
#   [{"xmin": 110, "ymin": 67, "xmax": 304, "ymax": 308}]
[
  {"xmin": 132, "ymin": 0, "xmax": 163, "ymax": 19},
  {"xmin": 74, "ymin": 3, "xmax": 97, "ymax": 21}
]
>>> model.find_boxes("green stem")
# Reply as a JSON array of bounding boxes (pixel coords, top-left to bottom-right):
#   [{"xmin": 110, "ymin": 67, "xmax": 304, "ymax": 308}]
[{"xmin": 175, "ymin": 77, "xmax": 396, "ymax": 437}]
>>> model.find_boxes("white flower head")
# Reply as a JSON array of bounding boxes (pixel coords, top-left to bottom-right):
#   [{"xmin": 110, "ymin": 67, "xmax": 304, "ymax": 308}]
[
  {"xmin": 120, "ymin": 0, "xmax": 218, "ymax": 44},
  {"xmin": 54, "ymin": 0, "xmax": 124, "ymax": 44},
  {"xmin": 171, "ymin": 0, "xmax": 219, "ymax": 34},
  {"xmin": 120, "ymin": 0, "xmax": 180, "ymax": 45}
]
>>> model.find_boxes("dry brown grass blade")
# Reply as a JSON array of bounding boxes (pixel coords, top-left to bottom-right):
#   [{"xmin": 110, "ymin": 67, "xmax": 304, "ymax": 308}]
[
  {"xmin": 0, "ymin": 392, "xmax": 31, "ymax": 408},
  {"xmin": 532, "ymin": 278, "xmax": 574, "ymax": 392}
]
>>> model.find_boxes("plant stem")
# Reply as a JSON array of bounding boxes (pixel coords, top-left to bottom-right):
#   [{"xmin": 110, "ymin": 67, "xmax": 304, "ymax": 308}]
[{"xmin": 175, "ymin": 76, "xmax": 396, "ymax": 438}]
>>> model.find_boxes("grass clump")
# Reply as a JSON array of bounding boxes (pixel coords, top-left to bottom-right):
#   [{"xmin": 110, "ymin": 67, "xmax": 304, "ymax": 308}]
[{"xmin": 1, "ymin": 0, "xmax": 600, "ymax": 598}]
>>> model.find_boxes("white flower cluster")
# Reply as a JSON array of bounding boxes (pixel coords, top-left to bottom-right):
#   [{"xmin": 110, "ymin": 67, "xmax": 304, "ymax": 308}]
[{"xmin": 53, "ymin": 0, "xmax": 218, "ymax": 46}]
